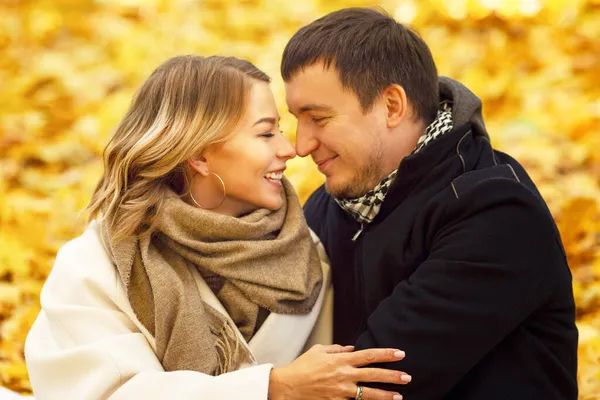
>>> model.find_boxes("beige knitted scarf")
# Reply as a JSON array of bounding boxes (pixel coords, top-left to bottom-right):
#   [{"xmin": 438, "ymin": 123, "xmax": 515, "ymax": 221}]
[{"xmin": 101, "ymin": 177, "xmax": 323, "ymax": 375}]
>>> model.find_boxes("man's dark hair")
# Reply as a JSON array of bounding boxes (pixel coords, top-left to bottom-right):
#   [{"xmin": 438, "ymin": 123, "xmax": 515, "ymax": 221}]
[{"xmin": 281, "ymin": 7, "xmax": 439, "ymax": 125}]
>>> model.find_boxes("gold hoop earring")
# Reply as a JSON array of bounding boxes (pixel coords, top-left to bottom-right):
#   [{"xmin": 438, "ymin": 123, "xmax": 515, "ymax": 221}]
[{"xmin": 189, "ymin": 172, "xmax": 226, "ymax": 210}]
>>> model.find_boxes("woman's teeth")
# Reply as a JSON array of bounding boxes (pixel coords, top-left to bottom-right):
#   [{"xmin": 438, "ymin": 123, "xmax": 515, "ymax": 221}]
[{"xmin": 265, "ymin": 172, "xmax": 283, "ymax": 181}]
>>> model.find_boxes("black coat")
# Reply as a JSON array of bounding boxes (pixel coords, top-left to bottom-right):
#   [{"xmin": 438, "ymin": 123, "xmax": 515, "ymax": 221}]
[{"xmin": 304, "ymin": 123, "xmax": 578, "ymax": 400}]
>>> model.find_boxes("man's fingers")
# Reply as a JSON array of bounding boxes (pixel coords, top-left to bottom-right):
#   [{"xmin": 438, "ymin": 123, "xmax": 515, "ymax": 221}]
[
  {"xmin": 342, "ymin": 348, "xmax": 405, "ymax": 366},
  {"xmin": 353, "ymin": 368, "xmax": 412, "ymax": 385},
  {"xmin": 361, "ymin": 386, "xmax": 403, "ymax": 400}
]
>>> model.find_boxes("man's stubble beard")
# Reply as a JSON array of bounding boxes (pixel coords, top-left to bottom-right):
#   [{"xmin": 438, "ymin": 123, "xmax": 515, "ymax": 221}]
[{"xmin": 325, "ymin": 143, "xmax": 385, "ymax": 199}]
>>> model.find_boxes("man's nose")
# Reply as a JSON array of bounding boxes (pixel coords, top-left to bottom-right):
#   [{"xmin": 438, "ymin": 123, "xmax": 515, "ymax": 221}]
[{"xmin": 295, "ymin": 126, "xmax": 319, "ymax": 158}]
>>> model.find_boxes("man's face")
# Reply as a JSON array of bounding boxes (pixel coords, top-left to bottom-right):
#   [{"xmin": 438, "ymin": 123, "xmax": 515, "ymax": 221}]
[{"xmin": 285, "ymin": 63, "xmax": 389, "ymax": 198}]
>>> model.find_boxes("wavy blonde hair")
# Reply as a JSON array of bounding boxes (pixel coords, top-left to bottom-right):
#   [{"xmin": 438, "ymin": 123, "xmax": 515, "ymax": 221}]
[{"xmin": 86, "ymin": 55, "xmax": 270, "ymax": 242}]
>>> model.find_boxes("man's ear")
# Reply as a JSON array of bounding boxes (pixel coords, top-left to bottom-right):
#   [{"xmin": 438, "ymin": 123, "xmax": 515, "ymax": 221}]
[
  {"xmin": 187, "ymin": 155, "xmax": 210, "ymax": 177},
  {"xmin": 382, "ymin": 84, "xmax": 407, "ymax": 129}
]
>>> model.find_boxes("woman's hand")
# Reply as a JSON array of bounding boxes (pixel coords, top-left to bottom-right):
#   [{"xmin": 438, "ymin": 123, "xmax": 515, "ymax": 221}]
[{"xmin": 268, "ymin": 344, "xmax": 410, "ymax": 400}]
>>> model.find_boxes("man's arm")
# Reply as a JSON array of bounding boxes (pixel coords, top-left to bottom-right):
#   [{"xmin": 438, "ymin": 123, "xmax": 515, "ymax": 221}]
[{"xmin": 354, "ymin": 177, "xmax": 565, "ymax": 399}]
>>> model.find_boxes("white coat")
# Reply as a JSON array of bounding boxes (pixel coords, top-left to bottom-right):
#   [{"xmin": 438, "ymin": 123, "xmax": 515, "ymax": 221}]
[{"xmin": 25, "ymin": 222, "xmax": 333, "ymax": 400}]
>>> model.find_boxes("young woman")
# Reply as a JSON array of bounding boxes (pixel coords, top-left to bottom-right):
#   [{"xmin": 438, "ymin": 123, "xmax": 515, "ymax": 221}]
[{"xmin": 25, "ymin": 55, "xmax": 410, "ymax": 400}]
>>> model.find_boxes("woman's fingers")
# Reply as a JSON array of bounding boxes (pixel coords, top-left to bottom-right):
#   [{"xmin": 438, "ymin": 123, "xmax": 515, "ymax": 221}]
[
  {"xmin": 341, "ymin": 348, "xmax": 405, "ymax": 366},
  {"xmin": 353, "ymin": 368, "xmax": 412, "ymax": 385},
  {"xmin": 320, "ymin": 344, "xmax": 355, "ymax": 354},
  {"xmin": 361, "ymin": 386, "xmax": 404, "ymax": 400}
]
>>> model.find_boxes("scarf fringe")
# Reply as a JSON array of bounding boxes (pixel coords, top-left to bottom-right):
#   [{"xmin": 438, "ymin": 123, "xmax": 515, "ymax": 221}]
[{"xmin": 214, "ymin": 319, "xmax": 248, "ymax": 374}]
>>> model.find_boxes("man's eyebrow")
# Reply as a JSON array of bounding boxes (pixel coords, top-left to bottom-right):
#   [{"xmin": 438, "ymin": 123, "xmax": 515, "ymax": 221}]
[
  {"xmin": 252, "ymin": 117, "xmax": 280, "ymax": 127},
  {"xmin": 296, "ymin": 104, "xmax": 334, "ymax": 114}
]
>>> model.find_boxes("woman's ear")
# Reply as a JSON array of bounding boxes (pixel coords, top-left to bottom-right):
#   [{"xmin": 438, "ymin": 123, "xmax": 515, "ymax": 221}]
[
  {"xmin": 383, "ymin": 84, "xmax": 407, "ymax": 129},
  {"xmin": 187, "ymin": 155, "xmax": 210, "ymax": 177}
]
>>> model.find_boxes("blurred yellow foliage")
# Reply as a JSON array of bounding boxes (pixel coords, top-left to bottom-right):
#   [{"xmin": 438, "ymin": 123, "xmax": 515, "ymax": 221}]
[{"xmin": 0, "ymin": 0, "xmax": 599, "ymax": 397}]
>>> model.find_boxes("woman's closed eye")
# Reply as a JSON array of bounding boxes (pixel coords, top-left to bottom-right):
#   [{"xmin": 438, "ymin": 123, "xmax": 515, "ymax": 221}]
[{"xmin": 260, "ymin": 127, "xmax": 284, "ymax": 138}]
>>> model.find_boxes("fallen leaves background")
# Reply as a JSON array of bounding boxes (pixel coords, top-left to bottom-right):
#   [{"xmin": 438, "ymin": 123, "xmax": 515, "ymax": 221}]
[{"xmin": 0, "ymin": 0, "xmax": 598, "ymax": 397}]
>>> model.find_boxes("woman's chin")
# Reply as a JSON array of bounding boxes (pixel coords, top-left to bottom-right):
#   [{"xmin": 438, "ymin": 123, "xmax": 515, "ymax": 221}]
[{"xmin": 259, "ymin": 196, "xmax": 284, "ymax": 212}]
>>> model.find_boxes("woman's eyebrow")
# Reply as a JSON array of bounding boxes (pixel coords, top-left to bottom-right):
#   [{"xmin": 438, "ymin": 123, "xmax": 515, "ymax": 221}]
[{"xmin": 252, "ymin": 116, "xmax": 280, "ymax": 126}]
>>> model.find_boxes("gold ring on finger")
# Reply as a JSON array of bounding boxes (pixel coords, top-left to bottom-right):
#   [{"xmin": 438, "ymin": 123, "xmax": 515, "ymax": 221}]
[{"xmin": 355, "ymin": 385, "xmax": 364, "ymax": 400}]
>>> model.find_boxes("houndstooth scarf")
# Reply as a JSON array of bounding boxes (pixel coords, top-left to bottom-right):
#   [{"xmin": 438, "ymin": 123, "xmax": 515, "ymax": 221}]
[{"xmin": 335, "ymin": 103, "xmax": 453, "ymax": 225}]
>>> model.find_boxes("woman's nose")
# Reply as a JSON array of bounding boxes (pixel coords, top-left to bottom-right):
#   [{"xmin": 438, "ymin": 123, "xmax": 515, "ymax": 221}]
[{"xmin": 278, "ymin": 133, "xmax": 297, "ymax": 160}]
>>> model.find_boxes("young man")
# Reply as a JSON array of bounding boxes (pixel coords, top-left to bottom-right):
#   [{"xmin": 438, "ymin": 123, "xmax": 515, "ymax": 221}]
[{"xmin": 282, "ymin": 7, "xmax": 578, "ymax": 400}]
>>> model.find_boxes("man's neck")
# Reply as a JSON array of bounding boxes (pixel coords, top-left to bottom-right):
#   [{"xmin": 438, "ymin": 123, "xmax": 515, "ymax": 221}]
[{"xmin": 382, "ymin": 119, "xmax": 427, "ymax": 172}]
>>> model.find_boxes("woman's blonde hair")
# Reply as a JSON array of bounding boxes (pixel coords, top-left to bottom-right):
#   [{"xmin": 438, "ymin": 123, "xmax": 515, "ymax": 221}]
[{"xmin": 86, "ymin": 55, "xmax": 270, "ymax": 242}]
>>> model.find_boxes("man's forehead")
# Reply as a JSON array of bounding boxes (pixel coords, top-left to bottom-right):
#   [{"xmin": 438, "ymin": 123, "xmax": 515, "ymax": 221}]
[{"xmin": 285, "ymin": 66, "xmax": 344, "ymax": 111}]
